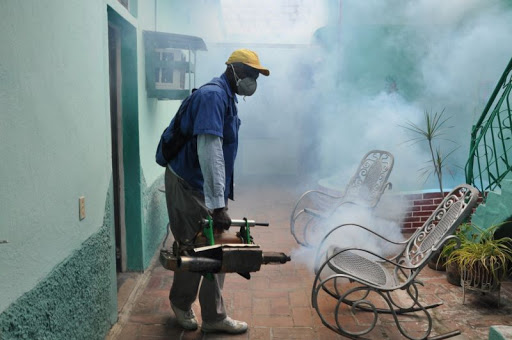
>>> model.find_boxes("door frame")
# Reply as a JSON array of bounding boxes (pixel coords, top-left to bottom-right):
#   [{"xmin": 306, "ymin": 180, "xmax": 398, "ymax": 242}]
[
  {"xmin": 107, "ymin": 6, "xmax": 144, "ymax": 272},
  {"xmin": 108, "ymin": 22, "xmax": 127, "ymax": 272}
]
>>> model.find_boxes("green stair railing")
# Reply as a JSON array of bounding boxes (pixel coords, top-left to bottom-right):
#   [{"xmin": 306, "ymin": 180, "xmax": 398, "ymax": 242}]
[{"xmin": 465, "ymin": 57, "xmax": 512, "ymax": 194}]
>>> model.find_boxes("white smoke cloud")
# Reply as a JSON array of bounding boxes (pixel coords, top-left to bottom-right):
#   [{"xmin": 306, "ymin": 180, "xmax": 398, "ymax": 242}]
[
  {"xmin": 290, "ymin": 202, "xmax": 407, "ymax": 272},
  {"xmin": 187, "ymin": 1, "xmax": 512, "ymax": 191},
  {"xmin": 169, "ymin": 0, "xmax": 512, "ymax": 265},
  {"xmin": 239, "ymin": 0, "xmax": 512, "ymax": 191}
]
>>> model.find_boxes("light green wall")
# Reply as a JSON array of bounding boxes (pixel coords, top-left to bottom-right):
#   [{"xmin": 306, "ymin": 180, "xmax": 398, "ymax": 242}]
[
  {"xmin": 135, "ymin": 1, "xmax": 182, "ymax": 268},
  {"xmin": 156, "ymin": 0, "xmax": 223, "ymax": 40},
  {"xmin": 137, "ymin": 0, "xmax": 183, "ymax": 186},
  {"xmin": 0, "ymin": 0, "xmax": 215, "ymax": 322},
  {"xmin": 0, "ymin": 182, "xmax": 117, "ymax": 340},
  {"xmin": 0, "ymin": 0, "xmax": 112, "ymax": 313}
]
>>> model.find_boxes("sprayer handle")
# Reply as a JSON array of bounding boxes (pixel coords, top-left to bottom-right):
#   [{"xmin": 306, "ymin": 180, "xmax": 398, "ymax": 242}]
[
  {"xmin": 201, "ymin": 219, "xmax": 269, "ymax": 227},
  {"xmin": 231, "ymin": 219, "xmax": 269, "ymax": 227}
]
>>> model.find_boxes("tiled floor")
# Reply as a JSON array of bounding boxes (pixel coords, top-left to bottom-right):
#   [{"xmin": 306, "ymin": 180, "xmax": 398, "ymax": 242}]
[{"xmin": 106, "ymin": 177, "xmax": 512, "ymax": 340}]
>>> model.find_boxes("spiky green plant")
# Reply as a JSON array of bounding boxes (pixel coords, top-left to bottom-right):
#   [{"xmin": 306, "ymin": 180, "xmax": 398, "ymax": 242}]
[
  {"xmin": 401, "ymin": 108, "xmax": 458, "ymax": 195},
  {"xmin": 445, "ymin": 224, "xmax": 512, "ymax": 282},
  {"xmin": 436, "ymin": 223, "xmax": 471, "ymax": 267}
]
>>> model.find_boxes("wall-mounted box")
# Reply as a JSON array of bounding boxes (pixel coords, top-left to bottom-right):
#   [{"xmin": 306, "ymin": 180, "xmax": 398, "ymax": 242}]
[{"xmin": 143, "ymin": 31, "xmax": 207, "ymax": 100}]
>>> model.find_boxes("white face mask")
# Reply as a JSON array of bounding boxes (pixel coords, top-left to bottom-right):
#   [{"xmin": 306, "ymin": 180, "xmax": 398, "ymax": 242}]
[{"xmin": 230, "ymin": 64, "xmax": 257, "ymax": 96}]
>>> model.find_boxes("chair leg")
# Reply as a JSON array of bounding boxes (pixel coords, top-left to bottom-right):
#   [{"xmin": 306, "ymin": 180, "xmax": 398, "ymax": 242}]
[
  {"xmin": 427, "ymin": 330, "xmax": 462, "ymax": 339},
  {"xmin": 313, "ymin": 273, "xmax": 440, "ymax": 340},
  {"xmin": 320, "ymin": 281, "xmax": 442, "ymax": 315},
  {"xmin": 312, "ymin": 275, "xmax": 379, "ymax": 338},
  {"xmin": 462, "ymin": 283, "xmax": 466, "ymax": 304}
]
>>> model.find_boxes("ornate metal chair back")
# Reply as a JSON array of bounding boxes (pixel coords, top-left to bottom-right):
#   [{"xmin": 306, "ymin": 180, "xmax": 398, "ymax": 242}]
[
  {"xmin": 343, "ymin": 150, "xmax": 394, "ymax": 207},
  {"xmin": 402, "ymin": 184, "xmax": 480, "ymax": 268}
]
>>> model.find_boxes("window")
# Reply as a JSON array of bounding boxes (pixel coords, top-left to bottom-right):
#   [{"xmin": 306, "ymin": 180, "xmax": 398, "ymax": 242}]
[{"xmin": 143, "ymin": 31, "xmax": 207, "ymax": 100}]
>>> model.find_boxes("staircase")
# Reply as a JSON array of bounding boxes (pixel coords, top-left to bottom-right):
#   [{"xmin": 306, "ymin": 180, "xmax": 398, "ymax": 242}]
[
  {"xmin": 463, "ymin": 58, "xmax": 512, "ymax": 339},
  {"xmin": 465, "ymin": 57, "xmax": 512, "ymax": 193},
  {"xmin": 471, "ymin": 174, "xmax": 512, "ymax": 231},
  {"xmin": 465, "ymin": 57, "xmax": 512, "ymax": 231}
]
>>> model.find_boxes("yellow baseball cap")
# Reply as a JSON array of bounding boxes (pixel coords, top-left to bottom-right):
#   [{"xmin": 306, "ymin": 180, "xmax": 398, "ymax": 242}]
[{"xmin": 225, "ymin": 49, "xmax": 270, "ymax": 76}]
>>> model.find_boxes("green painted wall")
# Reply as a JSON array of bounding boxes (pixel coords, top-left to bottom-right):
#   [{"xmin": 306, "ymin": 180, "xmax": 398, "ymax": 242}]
[
  {"xmin": 0, "ymin": 1, "xmax": 202, "ymax": 337},
  {"xmin": 0, "ymin": 0, "xmax": 171, "ymax": 334},
  {"xmin": 141, "ymin": 173, "xmax": 168, "ymax": 267},
  {"xmin": 0, "ymin": 182, "xmax": 117, "ymax": 340},
  {"xmin": 0, "ymin": 0, "xmax": 113, "ymax": 313},
  {"xmin": 136, "ymin": 1, "xmax": 185, "ymax": 268},
  {"xmin": 106, "ymin": 1, "xmax": 170, "ymax": 272},
  {"xmin": 155, "ymin": 0, "xmax": 223, "ymax": 40}
]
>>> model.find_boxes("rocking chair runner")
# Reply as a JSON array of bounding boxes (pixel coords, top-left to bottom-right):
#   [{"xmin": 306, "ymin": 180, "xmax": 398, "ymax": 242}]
[
  {"xmin": 312, "ymin": 184, "xmax": 480, "ymax": 340},
  {"xmin": 290, "ymin": 150, "xmax": 394, "ymax": 247}
]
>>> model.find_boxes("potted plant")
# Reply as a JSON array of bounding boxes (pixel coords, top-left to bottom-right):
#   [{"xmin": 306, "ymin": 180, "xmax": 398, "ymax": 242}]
[
  {"xmin": 438, "ymin": 223, "xmax": 471, "ymax": 285},
  {"xmin": 445, "ymin": 223, "xmax": 512, "ymax": 304}
]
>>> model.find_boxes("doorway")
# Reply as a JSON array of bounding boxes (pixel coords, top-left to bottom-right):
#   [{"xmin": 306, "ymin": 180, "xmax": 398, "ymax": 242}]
[
  {"xmin": 108, "ymin": 23, "xmax": 126, "ymax": 273},
  {"xmin": 107, "ymin": 6, "xmax": 144, "ymax": 275}
]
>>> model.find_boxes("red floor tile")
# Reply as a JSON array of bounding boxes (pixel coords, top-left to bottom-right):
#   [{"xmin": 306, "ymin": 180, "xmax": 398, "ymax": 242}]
[{"xmin": 107, "ymin": 178, "xmax": 512, "ymax": 340}]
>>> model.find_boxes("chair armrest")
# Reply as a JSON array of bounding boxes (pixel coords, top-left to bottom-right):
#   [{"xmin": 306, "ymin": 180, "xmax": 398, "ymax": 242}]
[
  {"xmin": 303, "ymin": 207, "xmax": 329, "ymax": 219},
  {"xmin": 317, "ymin": 223, "xmax": 408, "ymax": 250},
  {"xmin": 432, "ymin": 235, "xmax": 460, "ymax": 252},
  {"xmin": 290, "ymin": 189, "xmax": 343, "ymax": 222},
  {"xmin": 290, "ymin": 190, "xmax": 346, "ymax": 247}
]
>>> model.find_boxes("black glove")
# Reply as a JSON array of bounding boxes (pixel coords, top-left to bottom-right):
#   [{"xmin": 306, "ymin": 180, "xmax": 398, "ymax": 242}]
[{"xmin": 212, "ymin": 207, "xmax": 231, "ymax": 231}]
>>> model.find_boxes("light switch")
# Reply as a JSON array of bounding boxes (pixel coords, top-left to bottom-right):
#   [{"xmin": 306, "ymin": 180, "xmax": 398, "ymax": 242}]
[{"xmin": 79, "ymin": 196, "xmax": 86, "ymax": 220}]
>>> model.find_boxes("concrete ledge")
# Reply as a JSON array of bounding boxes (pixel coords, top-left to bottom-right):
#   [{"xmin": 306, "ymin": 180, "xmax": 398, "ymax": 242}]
[{"xmin": 489, "ymin": 325, "xmax": 512, "ymax": 340}]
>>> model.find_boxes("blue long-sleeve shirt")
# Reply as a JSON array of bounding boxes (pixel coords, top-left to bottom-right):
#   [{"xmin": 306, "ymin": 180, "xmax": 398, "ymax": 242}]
[{"xmin": 168, "ymin": 73, "xmax": 240, "ymax": 203}]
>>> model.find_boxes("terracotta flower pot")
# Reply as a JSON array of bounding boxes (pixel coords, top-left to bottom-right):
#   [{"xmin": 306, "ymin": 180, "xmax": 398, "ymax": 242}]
[{"xmin": 446, "ymin": 261, "xmax": 461, "ymax": 286}]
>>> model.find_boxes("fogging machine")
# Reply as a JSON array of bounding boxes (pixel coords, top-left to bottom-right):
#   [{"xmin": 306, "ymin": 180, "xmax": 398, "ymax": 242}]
[{"xmin": 160, "ymin": 218, "xmax": 291, "ymax": 279}]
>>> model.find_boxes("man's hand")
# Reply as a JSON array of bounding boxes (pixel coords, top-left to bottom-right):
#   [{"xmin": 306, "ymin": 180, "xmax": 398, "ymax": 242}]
[{"xmin": 212, "ymin": 207, "xmax": 231, "ymax": 231}]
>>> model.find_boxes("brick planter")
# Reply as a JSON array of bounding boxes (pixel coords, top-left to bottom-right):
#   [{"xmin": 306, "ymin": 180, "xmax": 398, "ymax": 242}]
[
  {"xmin": 399, "ymin": 191, "xmax": 448, "ymax": 233},
  {"xmin": 316, "ymin": 178, "xmax": 482, "ymax": 234},
  {"xmin": 399, "ymin": 190, "xmax": 483, "ymax": 233}
]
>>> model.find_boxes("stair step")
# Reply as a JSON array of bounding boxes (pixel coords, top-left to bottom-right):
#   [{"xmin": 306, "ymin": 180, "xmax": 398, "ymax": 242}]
[
  {"xmin": 484, "ymin": 193, "xmax": 511, "ymax": 212},
  {"xmin": 471, "ymin": 179, "xmax": 512, "ymax": 230},
  {"xmin": 489, "ymin": 325, "xmax": 512, "ymax": 340},
  {"xmin": 500, "ymin": 178, "xmax": 512, "ymax": 195}
]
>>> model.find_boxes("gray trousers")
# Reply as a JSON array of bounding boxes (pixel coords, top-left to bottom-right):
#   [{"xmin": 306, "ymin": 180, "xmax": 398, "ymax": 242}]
[{"xmin": 164, "ymin": 167, "xmax": 227, "ymax": 322}]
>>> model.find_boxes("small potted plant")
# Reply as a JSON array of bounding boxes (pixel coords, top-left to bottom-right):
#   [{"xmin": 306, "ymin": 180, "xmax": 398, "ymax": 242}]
[
  {"xmin": 436, "ymin": 223, "xmax": 471, "ymax": 284},
  {"xmin": 445, "ymin": 223, "xmax": 512, "ymax": 304}
]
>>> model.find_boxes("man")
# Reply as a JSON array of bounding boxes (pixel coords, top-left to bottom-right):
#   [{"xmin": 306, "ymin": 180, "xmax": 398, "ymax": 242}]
[{"xmin": 162, "ymin": 49, "xmax": 269, "ymax": 334}]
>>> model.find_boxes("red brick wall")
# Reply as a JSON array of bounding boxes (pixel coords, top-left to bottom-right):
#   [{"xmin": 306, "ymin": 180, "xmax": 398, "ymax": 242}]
[
  {"xmin": 400, "ymin": 192, "xmax": 447, "ymax": 233},
  {"xmin": 316, "ymin": 182, "xmax": 484, "ymax": 234},
  {"xmin": 399, "ymin": 191, "xmax": 483, "ymax": 233}
]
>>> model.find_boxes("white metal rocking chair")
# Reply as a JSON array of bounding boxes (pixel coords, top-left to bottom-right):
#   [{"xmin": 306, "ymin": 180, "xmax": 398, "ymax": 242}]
[
  {"xmin": 290, "ymin": 150, "xmax": 394, "ymax": 247},
  {"xmin": 312, "ymin": 184, "xmax": 480, "ymax": 340}
]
